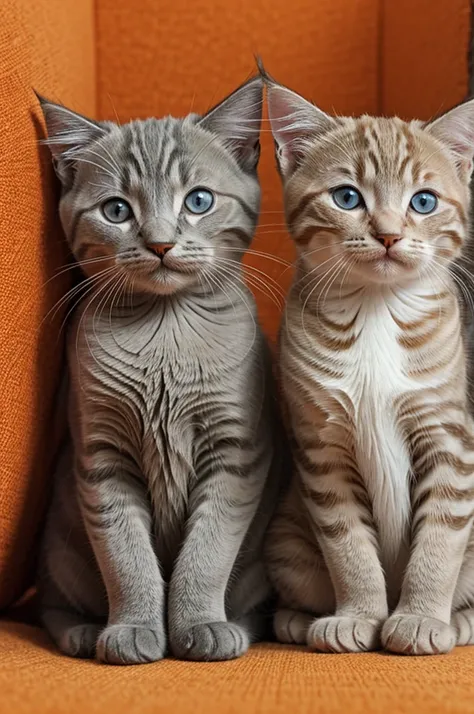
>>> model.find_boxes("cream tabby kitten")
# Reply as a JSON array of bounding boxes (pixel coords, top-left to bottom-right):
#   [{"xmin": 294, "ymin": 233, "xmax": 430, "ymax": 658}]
[{"xmin": 264, "ymin": 76, "xmax": 474, "ymax": 655}]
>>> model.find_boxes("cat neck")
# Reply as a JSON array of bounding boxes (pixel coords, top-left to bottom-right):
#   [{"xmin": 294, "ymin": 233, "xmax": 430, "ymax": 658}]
[
  {"xmin": 74, "ymin": 274, "xmax": 258, "ymax": 362},
  {"xmin": 294, "ymin": 259, "xmax": 455, "ymax": 318},
  {"xmin": 80, "ymin": 273, "xmax": 255, "ymax": 320}
]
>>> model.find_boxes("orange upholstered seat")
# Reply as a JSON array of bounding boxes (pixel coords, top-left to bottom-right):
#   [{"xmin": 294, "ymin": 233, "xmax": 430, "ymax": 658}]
[{"xmin": 0, "ymin": 0, "xmax": 472, "ymax": 711}]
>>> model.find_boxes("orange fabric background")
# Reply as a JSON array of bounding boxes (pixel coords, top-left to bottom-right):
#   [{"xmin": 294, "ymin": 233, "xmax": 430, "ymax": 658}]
[
  {"xmin": 0, "ymin": 0, "xmax": 96, "ymax": 609},
  {"xmin": 0, "ymin": 0, "xmax": 471, "ymax": 646}
]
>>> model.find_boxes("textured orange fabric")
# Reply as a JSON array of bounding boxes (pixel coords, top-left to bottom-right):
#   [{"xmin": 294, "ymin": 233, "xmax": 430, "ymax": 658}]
[
  {"xmin": 95, "ymin": 0, "xmax": 381, "ymax": 341},
  {"xmin": 0, "ymin": 0, "xmax": 96, "ymax": 609},
  {"xmin": 1, "ymin": 619, "xmax": 474, "ymax": 714}
]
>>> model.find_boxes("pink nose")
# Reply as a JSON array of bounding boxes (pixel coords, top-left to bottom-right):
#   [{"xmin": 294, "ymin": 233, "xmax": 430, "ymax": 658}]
[
  {"xmin": 146, "ymin": 242, "xmax": 174, "ymax": 258},
  {"xmin": 375, "ymin": 234, "xmax": 402, "ymax": 249}
]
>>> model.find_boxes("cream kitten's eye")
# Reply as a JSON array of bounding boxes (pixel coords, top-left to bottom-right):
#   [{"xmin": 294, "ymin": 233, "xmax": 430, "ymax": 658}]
[
  {"xmin": 332, "ymin": 186, "xmax": 364, "ymax": 210},
  {"xmin": 102, "ymin": 198, "xmax": 133, "ymax": 223},
  {"xmin": 184, "ymin": 188, "xmax": 214, "ymax": 214},
  {"xmin": 410, "ymin": 191, "xmax": 438, "ymax": 214}
]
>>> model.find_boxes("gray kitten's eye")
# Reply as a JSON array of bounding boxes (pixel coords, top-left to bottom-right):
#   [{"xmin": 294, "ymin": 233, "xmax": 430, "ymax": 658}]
[
  {"xmin": 410, "ymin": 191, "xmax": 438, "ymax": 214},
  {"xmin": 184, "ymin": 188, "xmax": 214, "ymax": 214},
  {"xmin": 332, "ymin": 186, "xmax": 364, "ymax": 210},
  {"xmin": 102, "ymin": 198, "xmax": 133, "ymax": 223}
]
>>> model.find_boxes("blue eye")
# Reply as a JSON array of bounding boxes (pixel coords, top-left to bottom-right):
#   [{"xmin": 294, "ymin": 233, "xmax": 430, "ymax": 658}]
[
  {"xmin": 332, "ymin": 186, "xmax": 364, "ymax": 210},
  {"xmin": 410, "ymin": 191, "xmax": 438, "ymax": 214},
  {"xmin": 102, "ymin": 198, "xmax": 132, "ymax": 223},
  {"xmin": 184, "ymin": 188, "xmax": 214, "ymax": 214}
]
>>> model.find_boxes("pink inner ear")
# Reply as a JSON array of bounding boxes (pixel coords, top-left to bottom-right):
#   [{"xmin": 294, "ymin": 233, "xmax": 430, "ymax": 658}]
[
  {"xmin": 428, "ymin": 102, "xmax": 474, "ymax": 164},
  {"xmin": 267, "ymin": 92, "xmax": 309, "ymax": 171},
  {"xmin": 268, "ymin": 95, "xmax": 298, "ymax": 143}
]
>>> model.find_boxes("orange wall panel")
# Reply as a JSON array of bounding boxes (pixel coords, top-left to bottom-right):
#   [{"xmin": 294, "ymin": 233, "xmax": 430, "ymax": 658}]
[{"xmin": 382, "ymin": 0, "xmax": 471, "ymax": 119}]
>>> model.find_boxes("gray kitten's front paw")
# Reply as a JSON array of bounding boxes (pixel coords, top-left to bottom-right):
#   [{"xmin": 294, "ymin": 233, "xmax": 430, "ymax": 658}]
[
  {"xmin": 97, "ymin": 624, "xmax": 167, "ymax": 665},
  {"xmin": 307, "ymin": 615, "xmax": 382, "ymax": 653},
  {"xmin": 171, "ymin": 622, "xmax": 249, "ymax": 661},
  {"xmin": 382, "ymin": 613, "xmax": 456, "ymax": 655},
  {"xmin": 59, "ymin": 623, "xmax": 102, "ymax": 659}
]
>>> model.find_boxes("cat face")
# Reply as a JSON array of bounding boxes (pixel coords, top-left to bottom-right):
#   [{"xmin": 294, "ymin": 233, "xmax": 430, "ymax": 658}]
[
  {"xmin": 265, "ymin": 79, "xmax": 474, "ymax": 286},
  {"xmin": 39, "ymin": 78, "xmax": 262, "ymax": 296}
]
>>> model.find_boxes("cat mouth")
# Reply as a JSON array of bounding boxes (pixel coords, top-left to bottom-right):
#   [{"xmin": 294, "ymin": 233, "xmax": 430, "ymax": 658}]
[{"xmin": 364, "ymin": 252, "xmax": 407, "ymax": 267}]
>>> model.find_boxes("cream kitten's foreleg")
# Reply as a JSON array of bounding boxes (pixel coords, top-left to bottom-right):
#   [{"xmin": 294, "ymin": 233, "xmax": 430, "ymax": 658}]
[
  {"xmin": 383, "ymin": 452, "xmax": 474, "ymax": 655},
  {"xmin": 302, "ymin": 464, "xmax": 388, "ymax": 653}
]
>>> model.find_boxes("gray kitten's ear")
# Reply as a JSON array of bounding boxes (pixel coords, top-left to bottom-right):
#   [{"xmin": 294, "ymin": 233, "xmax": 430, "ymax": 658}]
[
  {"xmin": 263, "ymin": 76, "xmax": 336, "ymax": 178},
  {"xmin": 35, "ymin": 93, "xmax": 109, "ymax": 186},
  {"xmin": 198, "ymin": 77, "xmax": 263, "ymax": 172},
  {"xmin": 426, "ymin": 98, "xmax": 474, "ymax": 180}
]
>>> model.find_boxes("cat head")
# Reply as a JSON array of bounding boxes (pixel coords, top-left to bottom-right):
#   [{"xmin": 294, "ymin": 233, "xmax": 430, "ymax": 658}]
[
  {"xmin": 265, "ymin": 76, "xmax": 474, "ymax": 285},
  {"xmin": 38, "ymin": 77, "xmax": 263, "ymax": 296}
]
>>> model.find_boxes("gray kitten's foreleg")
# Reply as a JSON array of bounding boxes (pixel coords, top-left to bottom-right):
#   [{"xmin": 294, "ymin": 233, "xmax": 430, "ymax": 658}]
[
  {"xmin": 77, "ymin": 456, "xmax": 166, "ymax": 665},
  {"xmin": 168, "ymin": 437, "xmax": 269, "ymax": 661}
]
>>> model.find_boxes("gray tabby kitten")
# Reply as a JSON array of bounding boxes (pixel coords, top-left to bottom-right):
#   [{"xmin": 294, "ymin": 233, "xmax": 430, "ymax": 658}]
[{"xmin": 38, "ymin": 77, "xmax": 282, "ymax": 665}]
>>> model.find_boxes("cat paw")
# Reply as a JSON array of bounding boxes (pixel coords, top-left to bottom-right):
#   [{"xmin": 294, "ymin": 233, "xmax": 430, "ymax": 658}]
[
  {"xmin": 171, "ymin": 622, "xmax": 249, "ymax": 661},
  {"xmin": 274, "ymin": 609, "xmax": 313, "ymax": 645},
  {"xmin": 452, "ymin": 609, "xmax": 474, "ymax": 646},
  {"xmin": 97, "ymin": 624, "xmax": 167, "ymax": 665},
  {"xmin": 382, "ymin": 614, "xmax": 456, "ymax": 655},
  {"xmin": 307, "ymin": 615, "xmax": 382, "ymax": 653},
  {"xmin": 59, "ymin": 623, "xmax": 102, "ymax": 659}
]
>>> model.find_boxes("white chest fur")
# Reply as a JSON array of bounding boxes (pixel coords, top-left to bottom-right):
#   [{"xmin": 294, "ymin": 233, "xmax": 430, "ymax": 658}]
[
  {"xmin": 343, "ymin": 291, "xmax": 413, "ymax": 560},
  {"xmin": 311, "ymin": 284, "xmax": 445, "ymax": 562}
]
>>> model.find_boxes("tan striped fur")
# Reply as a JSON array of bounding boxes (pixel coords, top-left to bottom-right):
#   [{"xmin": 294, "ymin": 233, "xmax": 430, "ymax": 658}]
[{"xmin": 265, "ymin": 78, "xmax": 474, "ymax": 654}]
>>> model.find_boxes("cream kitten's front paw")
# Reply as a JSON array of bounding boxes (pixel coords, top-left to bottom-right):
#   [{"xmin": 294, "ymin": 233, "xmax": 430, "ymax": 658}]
[
  {"xmin": 307, "ymin": 615, "xmax": 382, "ymax": 653},
  {"xmin": 382, "ymin": 614, "xmax": 456, "ymax": 655}
]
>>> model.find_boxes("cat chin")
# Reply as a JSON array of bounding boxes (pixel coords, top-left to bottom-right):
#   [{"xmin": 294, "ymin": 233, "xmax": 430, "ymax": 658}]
[
  {"xmin": 131, "ymin": 271, "xmax": 197, "ymax": 297},
  {"xmin": 351, "ymin": 259, "xmax": 421, "ymax": 285}
]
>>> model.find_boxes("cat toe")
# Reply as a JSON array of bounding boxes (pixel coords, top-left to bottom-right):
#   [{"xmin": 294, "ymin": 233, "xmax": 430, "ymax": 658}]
[
  {"xmin": 171, "ymin": 621, "xmax": 249, "ymax": 661},
  {"xmin": 382, "ymin": 613, "xmax": 455, "ymax": 655},
  {"xmin": 59, "ymin": 623, "xmax": 102, "ymax": 659},
  {"xmin": 307, "ymin": 615, "xmax": 382, "ymax": 653},
  {"xmin": 274, "ymin": 609, "xmax": 313, "ymax": 644},
  {"xmin": 97, "ymin": 623, "xmax": 167, "ymax": 665}
]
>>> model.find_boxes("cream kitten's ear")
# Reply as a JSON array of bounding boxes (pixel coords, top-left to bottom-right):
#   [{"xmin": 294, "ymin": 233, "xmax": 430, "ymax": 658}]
[
  {"xmin": 426, "ymin": 98, "xmax": 474, "ymax": 180},
  {"xmin": 36, "ymin": 93, "xmax": 111, "ymax": 186},
  {"xmin": 198, "ymin": 76, "xmax": 263, "ymax": 173},
  {"xmin": 263, "ymin": 76, "xmax": 336, "ymax": 177}
]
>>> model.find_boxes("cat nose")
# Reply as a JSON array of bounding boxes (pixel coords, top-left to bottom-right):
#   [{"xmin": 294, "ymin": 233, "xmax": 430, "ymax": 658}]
[
  {"xmin": 375, "ymin": 234, "xmax": 402, "ymax": 249},
  {"xmin": 146, "ymin": 242, "xmax": 175, "ymax": 259}
]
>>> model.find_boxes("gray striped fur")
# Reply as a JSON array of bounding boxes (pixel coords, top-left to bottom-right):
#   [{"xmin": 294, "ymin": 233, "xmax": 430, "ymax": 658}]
[{"xmin": 38, "ymin": 78, "xmax": 285, "ymax": 664}]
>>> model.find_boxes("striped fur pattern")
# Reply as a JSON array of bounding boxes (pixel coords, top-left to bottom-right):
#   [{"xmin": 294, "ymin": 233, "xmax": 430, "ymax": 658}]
[
  {"xmin": 264, "ymin": 77, "xmax": 474, "ymax": 655},
  {"xmin": 37, "ymin": 78, "xmax": 284, "ymax": 664}
]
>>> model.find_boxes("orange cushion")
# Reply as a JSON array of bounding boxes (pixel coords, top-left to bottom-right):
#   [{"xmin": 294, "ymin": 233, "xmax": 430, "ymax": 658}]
[
  {"xmin": 0, "ymin": 0, "xmax": 96, "ymax": 609},
  {"xmin": 1, "ymin": 619, "xmax": 474, "ymax": 714}
]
